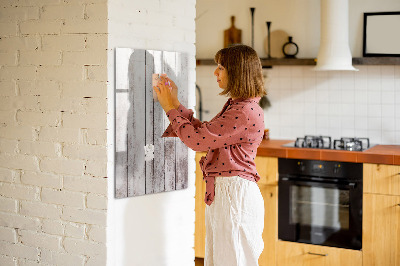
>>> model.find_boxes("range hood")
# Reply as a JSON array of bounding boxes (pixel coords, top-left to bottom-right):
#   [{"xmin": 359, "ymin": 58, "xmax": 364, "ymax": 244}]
[{"xmin": 314, "ymin": 0, "xmax": 358, "ymax": 71}]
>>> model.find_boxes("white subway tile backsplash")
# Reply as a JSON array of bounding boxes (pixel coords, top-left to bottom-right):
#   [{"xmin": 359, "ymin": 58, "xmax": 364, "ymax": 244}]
[
  {"xmin": 316, "ymin": 103, "xmax": 329, "ymax": 115},
  {"xmin": 368, "ymin": 130, "xmax": 382, "ymax": 143},
  {"xmin": 279, "ymin": 78, "xmax": 291, "ymax": 89},
  {"xmin": 354, "ymin": 90, "xmax": 368, "ymax": 104},
  {"xmin": 341, "ymin": 89, "xmax": 354, "ymax": 104},
  {"xmin": 196, "ymin": 65, "xmax": 400, "ymax": 144},
  {"xmin": 341, "ymin": 104, "xmax": 355, "ymax": 116},
  {"xmin": 382, "ymin": 131, "xmax": 396, "ymax": 144},
  {"xmin": 367, "ymin": 91, "xmax": 381, "ymax": 104},
  {"xmin": 328, "ymin": 103, "xmax": 341, "ymax": 116},
  {"xmin": 367, "ymin": 104, "xmax": 382, "ymax": 118},
  {"xmin": 381, "ymin": 66, "xmax": 395, "ymax": 77},
  {"xmin": 382, "ymin": 78, "xmax": 395, "ymax": 91},
  {"xmin": 367, "ymin": 77, "xmax": 381, "ymax": 91},
  {"xmin": 291, "ymin": 67, "xmax": 303, "ymax": 78},
  {"xmin": 382, "ymin": 90, "xmax": 395, "ymax": 104},
  {"xmin": 368, "ymin": 117, "xmax": 382, "ymax": 131},
  {"xmin": 382, "ymin": 117, "xmax": 396, "ymax": 131},
  {"xmin": 395, "ymin": 119, "xmax": 400, "ymax": 131},
  {"xmin": 355, "ymin": 116, "xmax": 368, "ymax": 130},
  {"xmin": 355, "ymin": 104, "xmax": 368, "ymax": 117},
  {"xmin": 382, "ymin": 105, "xmax": 395, "ymax": 118},
  {"xmin": 395, "ymin": 66, "xmax": 400, "ymax": 78},
  {"xmin": 304, "ymin": 102, "xmax": 316, "ymax": 115},
  {"xmin": 342, "ymin": 117, "xmax": 355, "ymax": 129},
  {"xmin": 342, "ymin": 128, "xmax": 355, "ymax": 137},
  {"xmin": 316, "ymin": 115, "xmax": 330, "ymax": 128},
  {"xmin": 316, "ymin": 89, "xmax": 329, "ymax": 103}
]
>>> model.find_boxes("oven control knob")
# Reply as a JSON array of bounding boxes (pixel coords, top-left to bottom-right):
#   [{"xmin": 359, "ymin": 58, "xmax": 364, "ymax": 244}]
[
  {"xmin": 333, "ymin": 164, "xmax": 341, "ymax": 174},
  {"xmin": 297, "ymin": 161, "xmax": 305, "ymax": 171}
]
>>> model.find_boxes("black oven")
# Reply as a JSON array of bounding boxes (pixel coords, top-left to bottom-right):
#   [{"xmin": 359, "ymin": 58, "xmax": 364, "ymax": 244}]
[{"xmin": 278, "ymin": 158, "xmax": 363, "ymax": 250}]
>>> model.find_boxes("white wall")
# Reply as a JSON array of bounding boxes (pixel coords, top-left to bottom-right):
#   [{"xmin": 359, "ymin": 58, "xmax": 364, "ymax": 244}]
[
  {"xmin": 196, "ymin": 0, "xmax": 400, "ymax": 145},
  {"xmin": 196, "ymin": 0, "xmax": 400, "ymax": 58},
  {"xmin": 107, "ymin": 1, "xmax": 197, "ymax": 266}
]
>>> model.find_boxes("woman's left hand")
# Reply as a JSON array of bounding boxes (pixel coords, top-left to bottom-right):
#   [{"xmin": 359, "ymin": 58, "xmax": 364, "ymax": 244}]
[{"xmin": 154, "ymin": 77, "xmax": 175, "ymax": 113}]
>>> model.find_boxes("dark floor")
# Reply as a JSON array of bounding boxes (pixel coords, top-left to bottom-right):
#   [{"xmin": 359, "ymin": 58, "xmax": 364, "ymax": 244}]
[{"xmin": 195, "ymin": 257, "xmax": 204, "ymax": 266}]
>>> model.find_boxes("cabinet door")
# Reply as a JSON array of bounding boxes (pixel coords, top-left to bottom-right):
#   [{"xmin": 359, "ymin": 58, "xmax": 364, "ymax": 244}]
[
  {"xmin": 255, "ymin": 156, "xmax": 278, "ymax": 186},
  {"xmin": 363, "ymin": 193, "xmax": 400, "ymax": 266},
  {"xmin": 277, "ymin": 241, "xmax": 362, "ymax": 266},
  {"xmin": 195, "ymin": 152, "xmax": 207, "ymax": 258},
  {"xmin": 364, "ymin": 164, "xmax": 400, "ymax": 196},
  {"xmin": 259, "ymin": 185, "xmax": 278, "ymax": 266}
]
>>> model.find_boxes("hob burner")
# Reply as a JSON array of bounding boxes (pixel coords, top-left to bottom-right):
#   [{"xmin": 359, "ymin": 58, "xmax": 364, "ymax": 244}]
[{"xmin": 283, "ymin": 136, "xmax": 372, "ymax": 151}]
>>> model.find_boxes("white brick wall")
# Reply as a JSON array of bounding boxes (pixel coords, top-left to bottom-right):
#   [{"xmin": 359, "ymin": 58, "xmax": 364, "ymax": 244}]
[{"xmin": 0, "ymin": 0, "xmax": 108, "ymax": 265}]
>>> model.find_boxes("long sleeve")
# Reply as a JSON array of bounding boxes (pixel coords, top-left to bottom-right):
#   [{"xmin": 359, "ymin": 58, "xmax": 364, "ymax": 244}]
[
  {"xmin": 164, "ymin": 106, "xmax": 249, "ymax": 152},
  {"xmin": 161, "ymin": 103, "xmax": 203, "ymax": 138}
]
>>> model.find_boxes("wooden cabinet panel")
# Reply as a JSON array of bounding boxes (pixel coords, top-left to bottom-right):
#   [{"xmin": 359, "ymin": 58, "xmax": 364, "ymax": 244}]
[
  {"xmin": 259, "ymin": 185, "xmax": 278, "ymax": 266},
  {"xmin": 364, "ymin": 164, "xmax": 400, "ymax": 196},
  {"xmin": 363, "ymin": 193, "xmax": 400, "ymax": 266},
  {"xmin": 195, "ymin": 152, "xmax": 207, "ymax": 258},
  {"xmin": 276, "ymin": 241, "xmax": 362, "ymax": 266},
  {"xmin": 255, "ymin": 156, "xmax": 278, "ymax": 186}
]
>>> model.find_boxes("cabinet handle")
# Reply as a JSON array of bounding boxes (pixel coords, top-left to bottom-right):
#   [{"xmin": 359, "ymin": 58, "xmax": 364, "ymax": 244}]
[
  {"xmin": 397, "ymin": 204, "xmax": 400, "ymax": 207},
  {"xmin": 307, "ymin": 252, "xmax": 328, "ymax": 256}
]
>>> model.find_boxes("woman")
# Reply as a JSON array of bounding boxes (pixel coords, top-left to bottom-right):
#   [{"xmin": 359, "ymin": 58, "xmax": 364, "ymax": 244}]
[{"xmin": 154, "ymin": 44, "xmax": 266, "ymax": 266}]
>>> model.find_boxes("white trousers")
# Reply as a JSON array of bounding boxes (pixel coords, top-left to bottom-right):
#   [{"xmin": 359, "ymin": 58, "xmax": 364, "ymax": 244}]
[{"xmin": 205, "ymin": 176, "xmax": 265, "ymax": 266}]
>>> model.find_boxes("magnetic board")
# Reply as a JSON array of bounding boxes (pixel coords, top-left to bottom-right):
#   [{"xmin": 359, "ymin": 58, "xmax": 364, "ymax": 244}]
[{"xmin": 115, "ymin": 48, "xmax": 189, "ymax": 198}]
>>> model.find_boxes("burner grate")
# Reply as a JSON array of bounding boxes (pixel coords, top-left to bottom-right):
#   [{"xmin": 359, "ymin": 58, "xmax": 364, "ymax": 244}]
[
  {"xmin": 333, "ymin": 137, "xmax": 370, "ymax": 151},
  {"xmin": 295, "ymin": 135, "xmax": 332, "ymax": 149}
]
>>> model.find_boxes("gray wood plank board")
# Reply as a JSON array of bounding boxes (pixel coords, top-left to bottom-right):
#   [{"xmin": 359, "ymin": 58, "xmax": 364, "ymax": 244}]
[
  {"xmin": 127, "ymin": 49, "xmax": 146, "ymax": 197},
  {"xmin": 152, "ymin": 50, "xmax": 166, "ymax": 193},
  {"xmin": 163, "ymin": 51, "xmax": 177, "ymax": 192},
  {"xmin": 115, "ymin": 48, "xmax": 189, "ymax": 198},
  {"xmin": 144, "ymin": 51, "xmax": 156, "ymax": 194},
  {"xmin": 115, "ymin": 48, "xmax": 131, "ymax": 198},
  {"xmin": 175, "ymin": 52, "xmax": 189, "ymax": 190}
]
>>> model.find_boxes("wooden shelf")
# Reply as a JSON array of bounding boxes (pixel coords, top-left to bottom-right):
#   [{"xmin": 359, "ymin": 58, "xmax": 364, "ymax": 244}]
[{"xmin": 196, "ymin": 57, "xmax": 400, "ymax": 67}]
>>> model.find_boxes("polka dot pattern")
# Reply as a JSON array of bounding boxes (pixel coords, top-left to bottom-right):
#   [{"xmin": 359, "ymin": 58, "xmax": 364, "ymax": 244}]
[{"xmin": 161, "ymin": 97, "xmax": 265, "ymax": 206}]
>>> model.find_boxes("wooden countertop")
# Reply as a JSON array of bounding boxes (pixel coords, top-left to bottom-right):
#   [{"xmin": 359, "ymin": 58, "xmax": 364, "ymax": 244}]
[{"xmin": 256, "ymin": 139, "xmax": 400, "ymax": 165}]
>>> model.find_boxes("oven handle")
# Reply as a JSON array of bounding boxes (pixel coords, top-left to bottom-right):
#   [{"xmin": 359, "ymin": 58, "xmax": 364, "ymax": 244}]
[{"xmin": 280, "ymin": 177, "xmax": 357, "ymax": 189}]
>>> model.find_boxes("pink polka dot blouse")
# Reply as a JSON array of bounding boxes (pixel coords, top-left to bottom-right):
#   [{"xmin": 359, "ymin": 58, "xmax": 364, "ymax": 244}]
[{"xmin": 162, "ymin": 97, "xmax": 265, "ymax": 206}]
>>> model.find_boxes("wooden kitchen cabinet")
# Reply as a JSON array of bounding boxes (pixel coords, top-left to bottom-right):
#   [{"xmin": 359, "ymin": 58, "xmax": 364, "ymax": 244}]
[
  {"xmin": 363, "ymin": 163, "xmax": 400, "ymax": 266},
  {"xmin": 195, "ymin": 151, "xmax": 207, "ymax": 258},
  {"xmin": 364, "ymin": 163, "xmax": 400, "ymax": 196},
  {"xmin": 363, "ymin": 193, "xmax": 400, "ymax": 266},
  {"xmin": 276, "ymin": 241, "xmax": 362, "ymax": 266},
  {"xmin": 255, "ymin": 156, "xmax": 278, "ymax": 186},
  {"xmin": 258, "ymin": 184, "xmax": 278, "ymax": 266}
]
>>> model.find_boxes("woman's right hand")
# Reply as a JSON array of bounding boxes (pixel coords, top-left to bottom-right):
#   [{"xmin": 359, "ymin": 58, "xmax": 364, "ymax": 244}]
[{"xmin": 160, "ymin": 74, "xmax": 180, "ymax": 108}]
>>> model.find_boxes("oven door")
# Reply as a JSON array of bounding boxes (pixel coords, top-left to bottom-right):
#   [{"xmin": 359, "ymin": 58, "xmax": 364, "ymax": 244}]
[{"xmin": 278, "ymin": 176, "xmax": 362, "ymax": 250}]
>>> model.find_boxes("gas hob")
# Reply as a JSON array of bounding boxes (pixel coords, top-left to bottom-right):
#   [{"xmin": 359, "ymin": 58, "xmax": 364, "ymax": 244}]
[{"xmin": 282, "ymin": 135, "xmax": 375, "ymax": 151}]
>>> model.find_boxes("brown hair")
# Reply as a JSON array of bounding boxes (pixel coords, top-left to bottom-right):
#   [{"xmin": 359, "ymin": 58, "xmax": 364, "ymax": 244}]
[{"xmin": 214, "ymin": 44, "xmax": 267, "ymax": 99}]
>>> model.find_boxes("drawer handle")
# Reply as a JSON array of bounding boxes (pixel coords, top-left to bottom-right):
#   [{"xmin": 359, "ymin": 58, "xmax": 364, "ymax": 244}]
[{"xmin": 307, "ymin": 252, "xmax": 328, "ymax": 256}]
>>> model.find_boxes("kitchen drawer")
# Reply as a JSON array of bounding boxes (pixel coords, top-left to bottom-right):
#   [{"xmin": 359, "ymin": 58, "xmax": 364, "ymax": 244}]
[
  {"xmin": 255, "ymin": 156, "xmax": 278, "ymax": 186},
  {"xmin": 364, "ymin": 164, "xmax": 400, "ymax": 196},
  {"xmin": 276, "ymin": 241, "xmax": 362, "ymax": 266}
]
